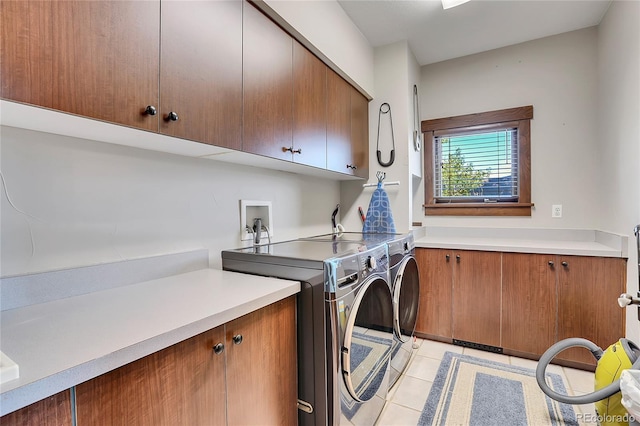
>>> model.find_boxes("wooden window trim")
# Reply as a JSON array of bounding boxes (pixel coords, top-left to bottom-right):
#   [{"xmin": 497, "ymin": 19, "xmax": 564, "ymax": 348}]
[{"xmin": 423, "ymin": 106, "xmax": 533, "ymax": 217}]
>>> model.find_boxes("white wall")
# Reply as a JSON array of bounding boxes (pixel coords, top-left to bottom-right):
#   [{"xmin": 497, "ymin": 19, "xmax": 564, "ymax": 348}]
[
  {"xmin": 264, "ymin": 0, "xmax": 374, "ymax": 96},
  {"xmin": 0, "ymin": 0, "xmax": 372, "ymax": 278},
  {"xmin": 408, "ymin": 42, "xmax": 424, "ymax": 227},
  {"xmin": 340, "ymin": 41, "xmax": 415, "ymax": 234},
  {"xmin": 596, "ymin": 0, "xmax": 640, "ymax": 340},
  {"xmin": 419, "ymin": 28, "xmax": 600, "ymax": 229},
  {"xmin": 0, "ymin": 127, "xmax": 339, "ymax": 276}
]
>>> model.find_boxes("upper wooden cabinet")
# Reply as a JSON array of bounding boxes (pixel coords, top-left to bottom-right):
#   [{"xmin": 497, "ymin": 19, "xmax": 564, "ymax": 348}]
[
  {"xmin": 0, "ymin": 0, "xmax": 160, "ymax": 132},
  {"xmin": 1, "ymin": 0, "xmax": 369, "ymax": 179},
  {"xmin": 242, "ymin": 3, "xmax": 293, "ymax": 161},
  {"xmin": 292, "ymin": 41, "xmax": 327, "ymax": 169},
  {"xmin": 326, "ymin": 70, "xmax": 353, "ymax": 175},
  {"xmin": 350, "ymin": 88, "xmax": 370, "ymax": 179},
  {"xmin": 159, "ymin": 1, "xmax": 242, "ymax": 149},
  {"xmin": 326, "ymin": 70, "xmax": 369, "ymax": 177}
]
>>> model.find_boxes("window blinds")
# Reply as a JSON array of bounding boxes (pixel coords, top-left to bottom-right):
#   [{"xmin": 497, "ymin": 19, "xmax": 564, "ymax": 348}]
[{"xmin": 434, "ymin": 128, "xmax": 518, "ymax": 201}]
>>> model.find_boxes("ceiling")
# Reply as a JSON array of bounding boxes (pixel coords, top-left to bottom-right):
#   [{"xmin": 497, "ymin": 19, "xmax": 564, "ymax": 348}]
[{"xmin": 337, "ymin": 0, "xmax": 612, "ymax": 66}]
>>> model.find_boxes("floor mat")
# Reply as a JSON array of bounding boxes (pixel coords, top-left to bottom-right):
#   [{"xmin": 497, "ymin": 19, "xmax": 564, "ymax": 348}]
[{"xmin": 418, "ymin": 351, "xmax": 579, "ymax": 426}]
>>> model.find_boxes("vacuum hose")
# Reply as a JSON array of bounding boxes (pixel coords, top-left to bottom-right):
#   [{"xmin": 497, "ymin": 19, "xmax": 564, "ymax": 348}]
[{"xmin": 536, "ymin": 338, "xmax": 622, "ymax": 404}]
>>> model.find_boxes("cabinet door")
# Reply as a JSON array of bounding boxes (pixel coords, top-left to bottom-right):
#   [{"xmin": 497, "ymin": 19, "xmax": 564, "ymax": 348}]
[
  {"xmin": 160, "ymin": 1, "xmax": 242, "ymax": 149},
  {"xmin": 557, "ymin": 256, "xmax": 626, "ymax": 366},
  {"xmin": 1, "ymin": 1, "xmax": 54, "ymax": 109},
  {"xmin": 226, "ymin": 296, "xmax": 297, "ymax": 426},
  {"xmin": 1, "ymin": 1, "xmax": 160, "ymax": 132},
  {"xmin": 452, "ymin": 250, "xmax": 502, "ymax": 347},
  {"xmin": 502, "ymin": 253, "xmax": 556, "ymax": 356},
  {"xmin": 242, "ymin": 3, "xmax": 293, "ymax": 160},
  {"xmin": 326, "ymin": 69, "xmax": 353, "ymax": 175},
  {"xmin": 292, "ymin": 41, "xmax": 327, "ymax": 168},
  {"xmin": 0, "ymin": 390, "xmax": 72, "ymax": 426},
  {"xmin": 414, "ymin": 248, "xmax": 453, "ymax": 338},
  {"xmin": 350, "ymin": 88, "xmax": 370, "ymax": 179},
  {"xmin": 75, "ymin": 326, "xmax": 226, "ymax": 425}
]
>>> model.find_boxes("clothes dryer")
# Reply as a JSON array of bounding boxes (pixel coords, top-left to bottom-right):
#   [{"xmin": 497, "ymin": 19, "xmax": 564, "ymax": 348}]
[
  {"xmin": 302, "ymin": 232, "xmax": 420, "ymax": 388},
  {"xmin": 386, "ymin": 233, "xmax": 420, "ymax": 387},
  {"xmin": 222, "ymin": 240, "xmax": 393, "ymax": 426}
]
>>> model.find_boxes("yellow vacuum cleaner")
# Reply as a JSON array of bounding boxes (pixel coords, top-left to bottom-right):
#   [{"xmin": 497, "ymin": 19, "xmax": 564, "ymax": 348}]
[{"xmin": 537, "ymin": 337, "xmax": 639, "ymax": 426}]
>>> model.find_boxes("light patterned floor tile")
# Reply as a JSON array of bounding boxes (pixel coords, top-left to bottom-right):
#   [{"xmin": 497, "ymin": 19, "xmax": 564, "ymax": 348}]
[
  {"xmin": 389, "ymin": 375, "xmax": 432, "ymax": 412},
  {"xmin": 404, "ymin": 354, "xmax": 441, "ymax": 382},
  {"xmin": 508, "ymin": 356, "xmax": 539, "ymax": 369},
  {"xmin": 376, "ymin": 402, "xmax": 422, "ymax": 426},
  {"xmin": 417, "ymin": 339, "xmax": 462, "ymax": 359},
  {"xmin": 462, "ymin": 347, "xmax": 511, "ymax": 364},
  {"xmin": 563, "ymin": 366, "xmax": 596, "ymax": 393}
]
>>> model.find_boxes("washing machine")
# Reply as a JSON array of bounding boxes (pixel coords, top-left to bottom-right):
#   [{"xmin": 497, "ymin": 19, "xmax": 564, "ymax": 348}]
[
  {"xmin": 221, "ymin": 239, "xmax": 393, "ymax": 425},
  {"xmin": 302, "ymin": 232, "xmax": 420, "ymax": 387},
  {"xmin": 386, "ymin": 233, "xmax": 420, "ymax": 387}
]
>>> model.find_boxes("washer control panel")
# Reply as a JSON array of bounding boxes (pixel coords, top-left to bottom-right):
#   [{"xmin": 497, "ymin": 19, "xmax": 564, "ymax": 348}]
[{"xmin": 327, "ymin": 244, "xmax": 389, "ymax": 293}]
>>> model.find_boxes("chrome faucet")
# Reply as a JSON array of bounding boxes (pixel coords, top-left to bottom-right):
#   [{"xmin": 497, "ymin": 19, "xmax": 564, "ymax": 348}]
[{"xmin": 253, "ymin": 218, "xmax": 262, "ymax": 245}]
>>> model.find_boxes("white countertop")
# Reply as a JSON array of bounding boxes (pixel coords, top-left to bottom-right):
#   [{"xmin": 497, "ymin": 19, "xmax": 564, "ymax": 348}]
[
  {"xmin": 0, "ymin": 268, "xmax": 300, "ymax": 416},
  {"xmin": 413, "ymin": 227, "xmax": 628, "ymax": 258}
]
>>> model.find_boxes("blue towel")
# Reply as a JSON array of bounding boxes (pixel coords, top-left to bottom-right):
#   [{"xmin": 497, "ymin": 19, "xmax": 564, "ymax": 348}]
[{"xmin": 363, "ymin": 183, "xmax": 396, "ymax": 233}]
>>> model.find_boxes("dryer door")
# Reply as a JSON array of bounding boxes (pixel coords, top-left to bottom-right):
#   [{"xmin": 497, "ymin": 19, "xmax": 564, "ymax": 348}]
[
  {"xmin": 393, "ymin": 256, "xmax": 420, "ymax": 343},
  {"xmin": 342, "ymin": 276, "xmax": 393, "ymax": 402}
]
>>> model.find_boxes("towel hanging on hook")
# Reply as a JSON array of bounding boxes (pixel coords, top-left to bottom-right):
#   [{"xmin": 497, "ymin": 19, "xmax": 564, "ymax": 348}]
[
  {"xmin": 376, "ymin": 103, "xmax": 395, "ymax": 167},
  {"xmin": 362, "ymin": 170, "xmax": 396, "ymax": 233}
]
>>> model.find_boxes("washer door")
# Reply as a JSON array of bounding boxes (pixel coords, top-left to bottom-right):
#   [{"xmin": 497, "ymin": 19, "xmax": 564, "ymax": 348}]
[
  {"xmin": 342, "ymin": 277, "xmax": 393, "ymax": 402},
  {"xmin": 392, "ymin": 256, "xmax": 420, "ymax": 343}
]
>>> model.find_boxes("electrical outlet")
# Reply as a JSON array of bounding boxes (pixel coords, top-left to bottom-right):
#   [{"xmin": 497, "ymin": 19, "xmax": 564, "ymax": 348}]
[{"xmin": 552, "ymin": 204, "xmax": 562, "ymax": 218}]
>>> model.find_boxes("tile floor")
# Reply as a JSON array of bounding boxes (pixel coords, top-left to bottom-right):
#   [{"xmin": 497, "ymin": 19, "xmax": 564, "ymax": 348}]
[{"xmin": 376, "ymin": 338, "xmax": 599, "ymax": 425}]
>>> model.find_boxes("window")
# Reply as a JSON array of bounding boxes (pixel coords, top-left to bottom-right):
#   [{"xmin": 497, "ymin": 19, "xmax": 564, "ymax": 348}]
[{"xmin": 422, "ymin": 106, "xmax": 533, "ymax": 216}]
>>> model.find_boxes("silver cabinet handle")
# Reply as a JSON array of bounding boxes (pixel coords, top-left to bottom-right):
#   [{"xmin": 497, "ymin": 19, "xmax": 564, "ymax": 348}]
[
  {"xmin": 232, "ymin": 334, "xmax": 243, "ymax": 345},
  {"xmin": 213, "ymin": 343, "xmax": 224, "ymax": 354}
]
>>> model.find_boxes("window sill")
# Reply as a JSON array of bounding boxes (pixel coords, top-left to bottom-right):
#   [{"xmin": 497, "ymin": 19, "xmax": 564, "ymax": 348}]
[{"xmin": 424, "ymin": 202, "xmax": 534, "ymax": 216}]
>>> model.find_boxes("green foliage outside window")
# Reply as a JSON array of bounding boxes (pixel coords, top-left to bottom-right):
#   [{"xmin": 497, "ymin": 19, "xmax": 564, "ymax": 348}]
[{"xmin": 440, "ymin": 141, "xmax": 490, "ymax": 197}]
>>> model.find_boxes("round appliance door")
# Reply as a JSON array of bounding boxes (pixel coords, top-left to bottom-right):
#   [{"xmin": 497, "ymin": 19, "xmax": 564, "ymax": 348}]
[
  {"xmin": 342, "ymin": 276, "xmax": 393, "ymax": 402},
  {"xmin": 392, "ymin": 256, "xmax": 420, "ymax": 343}
]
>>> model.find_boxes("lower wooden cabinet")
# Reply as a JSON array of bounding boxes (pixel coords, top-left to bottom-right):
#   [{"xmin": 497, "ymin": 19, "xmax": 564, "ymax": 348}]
[
  {"xmin": 414, "ymin": 248, "xmax": 501, "ymax": 348},
  {"xmin": 225, "ymin": 296, "xmax": 298, "ymax": 425},
  {"xmin": 502, "ymin": 253, "xmax": 557, "ymax": 356},
  {"xmin": 416, "ymin": 247, "xmax": 627, "ymax": 370},
  {"xmin": 415, "ymin": 248, "xmax": 453, "ymax": 338},
  {"xmin": 72, "ymin": 296, "xmax": 296, "ymax": 425},
  {"xmin": 0, "ymin": 390, "xmax": 72, "ymax": 426},
  {"xmin": 556, "ymin": 256, "xmax": 626, "ymax": 366},
  {"xmin": 452, "ymin": 250, "xmax": 502, "ymax": 347},
  {"xmin": 75, "ymin": 326, "xmax": 226, "ymax": 425}
]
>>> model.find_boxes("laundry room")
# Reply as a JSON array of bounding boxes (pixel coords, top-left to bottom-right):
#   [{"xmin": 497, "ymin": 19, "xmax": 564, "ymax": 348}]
[{"xmin": 1, "ymin": 0, "xmax": 639, "ymax": 425}]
